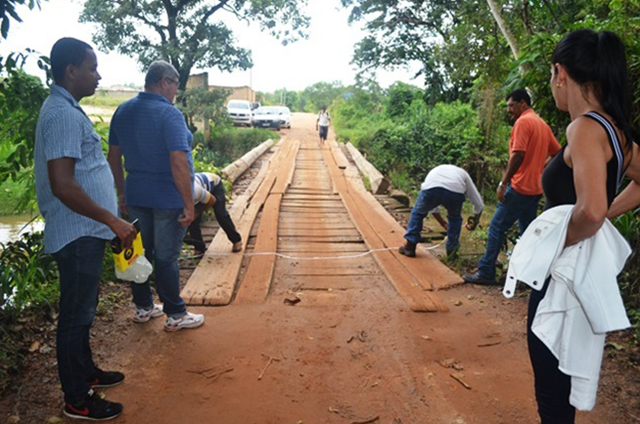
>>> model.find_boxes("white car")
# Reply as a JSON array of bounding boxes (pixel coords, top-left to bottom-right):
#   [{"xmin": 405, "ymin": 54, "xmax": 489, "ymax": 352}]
[
  {"xmin": 251, "ymin": 106, "xmax": 284, "ymax": 130},
  {"xmin": 227, "ymin": 100, "xmax": 252, "ymax": 126},
  {"xmin": 276, "ymin": 106, "xmax": 291, "ymax": 129}
]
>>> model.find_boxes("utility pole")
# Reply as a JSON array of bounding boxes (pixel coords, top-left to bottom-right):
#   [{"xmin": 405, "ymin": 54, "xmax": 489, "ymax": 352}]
[{"xmin": 249, "ymin": 67, "xmax": 253, "ymax": 101}]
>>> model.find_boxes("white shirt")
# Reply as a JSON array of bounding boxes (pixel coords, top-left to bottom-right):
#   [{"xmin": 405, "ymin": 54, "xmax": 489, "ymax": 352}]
[
  {"xmin": 317, "ymin": 111, "xmax": 330, "ymax": 126},
  {"xmin": 421, "ymin": 165, "xmax": 484, "ymax": 214}
]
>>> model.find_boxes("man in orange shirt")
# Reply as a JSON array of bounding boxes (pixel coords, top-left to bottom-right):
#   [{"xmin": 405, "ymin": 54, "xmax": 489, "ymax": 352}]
[{"xmin": 464, "ymin": 89, "xmax": 561, "ymax": 285}]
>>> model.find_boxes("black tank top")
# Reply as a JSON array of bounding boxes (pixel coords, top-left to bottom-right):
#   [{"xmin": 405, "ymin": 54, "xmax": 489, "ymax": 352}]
[{"xmin": 542, "ymin": 111, "xmax": 625, "ymax": 210}]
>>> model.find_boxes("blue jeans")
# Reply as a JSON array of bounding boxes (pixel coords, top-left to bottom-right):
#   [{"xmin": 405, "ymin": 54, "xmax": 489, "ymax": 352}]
[
  {"xmin": 52, "ymin": 236, "xmax": 106, "ymax": 404},
  {"xmin": 129, "ymin": 206, "xmax": 187, "ymax": 318},
  {"xmin": 404, "ymin": 188, "xmax": 465, "ymax": 255},
  {"xmin": 477, "ymin": 185, "xmax": 541, "ymax": 279}
]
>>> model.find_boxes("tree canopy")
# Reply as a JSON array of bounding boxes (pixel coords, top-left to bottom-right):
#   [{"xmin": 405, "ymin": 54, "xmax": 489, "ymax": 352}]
[
  {"xmin": 341, "ymin": 0, "xmax": 640, "ymax": 133},
  {"xmin": 0, "ymin": 0, "xmax": 41, "ymax": 40},
  {"xmin": 80, "ymin": 0, "xmax": 310, "ymax": 91}
]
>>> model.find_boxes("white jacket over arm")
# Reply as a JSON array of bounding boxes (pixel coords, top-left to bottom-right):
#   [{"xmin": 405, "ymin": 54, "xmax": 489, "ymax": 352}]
[{"xmin": 504, "ymin": 205, "xmax": 631, "ymax": 410}]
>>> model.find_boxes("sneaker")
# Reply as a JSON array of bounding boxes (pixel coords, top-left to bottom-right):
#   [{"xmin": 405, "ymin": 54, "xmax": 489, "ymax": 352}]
[
  {"xmin": 63, "ymin": 389, "xmax": 123, "ymax": 421},
  {"xmin": 164, "ymin": 312, "xmax": 205, "ymax": 332},
  {"xmin": 232, "ymin": 241, "xmax": 243, "ymax": 253},
  {"xmin": 462, "ymin": 271, "xmax": 499, "ymax": 286},
  {"xmin": 132, "ymin": 303, "xmax": 163, "ymax": 323},
  {"xmin": 398, "ymin": 242, "xmax": 416, "ymax": 258},
  {"xmin": 88, "ymin": 368, "xmax": 124, "ymax": 388}
]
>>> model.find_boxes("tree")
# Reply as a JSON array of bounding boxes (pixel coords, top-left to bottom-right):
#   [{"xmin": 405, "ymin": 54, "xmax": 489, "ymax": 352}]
[
  {"xmin": 0, "ymin": 0, "xmax": 41, "ymax": 40},
  {"xmin": 0, "ymin": 0, "xmax": 49, "ymax": 189},
  {"xmin": 178, "ymin": 86, "xmax": 231, "ymax": 134},
  {"xmin": 300, "ymin": 81, "xmax": 347, "ymax": 112},
  {"xmin": 340, "ymin": 0, "xmax": 590, "ymax": 104},
  {"xmin": 80, "ymin": 0, "xmax": 310, "ymax": 94}
]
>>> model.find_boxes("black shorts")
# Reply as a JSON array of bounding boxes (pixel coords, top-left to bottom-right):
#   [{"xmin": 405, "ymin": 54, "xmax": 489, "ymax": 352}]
[{"xmin": 319, "ymin": 125, "xmax": 328, "ymax": 139}]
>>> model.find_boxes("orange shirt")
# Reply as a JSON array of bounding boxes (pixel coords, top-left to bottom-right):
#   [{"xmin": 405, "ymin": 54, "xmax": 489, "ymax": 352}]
[{"xmin": 509, "ymin": 109, "xmax": 561, "ymax": 195}]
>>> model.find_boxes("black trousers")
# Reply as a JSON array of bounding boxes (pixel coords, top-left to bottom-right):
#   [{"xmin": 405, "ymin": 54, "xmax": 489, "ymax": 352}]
[
  {"xmin": 185, "ymin": 183, "xmax": 241, "ymax": 252},
  {"xmin": 528, "ymin": 278, "xmax": 576, "ymax": 424}
]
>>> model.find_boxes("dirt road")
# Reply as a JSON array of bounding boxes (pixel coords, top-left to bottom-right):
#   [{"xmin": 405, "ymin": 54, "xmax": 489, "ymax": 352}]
[{"xmin": 104, "ymin": 114, "xmax": 624, "ymax": 424}]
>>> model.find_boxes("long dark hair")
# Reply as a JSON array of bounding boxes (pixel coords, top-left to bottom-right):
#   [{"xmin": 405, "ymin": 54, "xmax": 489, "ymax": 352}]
[{"xmin": 552, "ymin": 29, "xmax": 637, "ymax": 149}]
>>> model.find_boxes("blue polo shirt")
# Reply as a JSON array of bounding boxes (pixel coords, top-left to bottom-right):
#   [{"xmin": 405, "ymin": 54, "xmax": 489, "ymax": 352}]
[
  {"xmin": 34, "ymin": 85, "xmax": 118, "ymax": 253},
  {"xmin": 109, "ymin": 92, "xmax": 193, "ymax": 208}
]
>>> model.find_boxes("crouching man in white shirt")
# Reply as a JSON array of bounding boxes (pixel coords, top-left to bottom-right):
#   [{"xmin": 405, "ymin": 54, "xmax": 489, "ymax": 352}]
[{"xmin": 399, "ymin": 164, "xmax": 483, "ymax": 259}]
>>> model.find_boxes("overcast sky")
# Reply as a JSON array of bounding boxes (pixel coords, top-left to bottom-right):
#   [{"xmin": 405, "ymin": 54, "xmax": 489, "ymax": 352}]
[{"xmin": 0, "ymin": 0, "xmax": 423, "ymax": 92}]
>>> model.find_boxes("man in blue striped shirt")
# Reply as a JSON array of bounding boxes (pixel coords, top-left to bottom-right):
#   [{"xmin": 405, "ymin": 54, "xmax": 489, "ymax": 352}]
[
  {"xmin": 35, "ymin": 38, "xmax": 136, "ymax": 421},
  {"xmin": 108, "ymin": 61, "xmax": 204, "ymax": 333}
]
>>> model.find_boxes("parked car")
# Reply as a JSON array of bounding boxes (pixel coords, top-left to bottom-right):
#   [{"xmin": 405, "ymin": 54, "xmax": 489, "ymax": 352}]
[
  {"xmin": 251, "ymin": 106, "xmax": 284, "ymax": 130},
  {"xmin": 250, "ymin": 102, "xmax": 261, "ymax": 110},
  {"xmin": 227, "ymin": 100, "xmax": 252, "ymax": 126},
  {"xmin": 276, "ymin": 106, "xmax": 291, "ymax": 129}
]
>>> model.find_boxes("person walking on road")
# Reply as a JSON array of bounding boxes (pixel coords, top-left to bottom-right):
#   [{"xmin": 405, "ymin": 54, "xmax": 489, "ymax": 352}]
[
  {"xmin": 463, "ymin": 89, "xmax": 561, "ymax": 285},
  {"xmin": 108, "ymin": 60, "xmax": 205, "ymax": 332},
  {"xmin": 185, "ymin": 172, "xmax": 242, "ymax": 256},
  {"xmin": 399, "ymin": 164, "xmax": 483, "ymax": 259},
  {"xmin": 316, "ymin": 105, "xmax": 331, "ymax": 144},
  {"xmin": 35, "ymin": 37, "xmax": 137, "ymax": 421}
]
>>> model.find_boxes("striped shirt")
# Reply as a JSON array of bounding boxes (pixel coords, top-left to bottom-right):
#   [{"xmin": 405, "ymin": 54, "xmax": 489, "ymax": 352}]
[
  {"xmin": 193, "ymin": 172, "xmax": 222, "ymax": 204},
  {"xmin": 34, "ymin": 85, "xmax": 117, "ymax": 253}
]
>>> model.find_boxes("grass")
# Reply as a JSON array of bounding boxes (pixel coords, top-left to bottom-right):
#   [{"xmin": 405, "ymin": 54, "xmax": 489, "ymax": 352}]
[
  {"xmin": 0, "ymin": 179, "xmax": 31, "ymax": 216},
  {"xmin": 80, "ymin": 91, "xmax": 136, "ymax": 108}
]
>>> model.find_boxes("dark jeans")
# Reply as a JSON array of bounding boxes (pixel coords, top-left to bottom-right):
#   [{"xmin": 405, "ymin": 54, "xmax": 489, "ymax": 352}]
[
  {"xmin": 185, "ymin": 183, "xmax": 241, "ymax": 252},
  {"xmin": 319, "ymin": 125, "xmax": 328, "ymax": 140},
  {"xmin": 128, "ymin": 206, "xmax": 187, "ymax": 318},
  {"xmin": 477, "ymin": 185, "xmax": 541, "ymax": 279},
  {"xmin": 404, "ymin": 187, "xmax": 465, "ymax": 255},
  {"xmin": 528, "ymin": 278, "xmax": 576, "ymax": 423},
  {"xmin": 52, "ymin": 236, "xmax": 106, "ymax": 404}
]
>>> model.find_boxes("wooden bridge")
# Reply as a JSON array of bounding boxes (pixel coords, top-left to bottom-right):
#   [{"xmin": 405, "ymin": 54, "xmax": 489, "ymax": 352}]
[{"xmin": 182, "ymin": 119, "xmax": 463, "ymax": 312}]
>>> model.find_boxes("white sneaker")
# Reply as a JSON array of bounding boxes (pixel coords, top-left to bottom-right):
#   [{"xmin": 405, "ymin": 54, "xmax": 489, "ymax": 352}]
[
  {"xmin": 164, "ymin": 312, "xmax": 205, "ymax": 332},
  {"xmin": 132, "ymin": 303, "xmax": 163, "ymax": 323}
]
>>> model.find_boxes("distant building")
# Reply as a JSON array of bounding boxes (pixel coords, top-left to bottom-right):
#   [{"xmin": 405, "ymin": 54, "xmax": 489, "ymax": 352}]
[{"xmin": 187, "ymin": 72, "xmax": 255, "ymax": 103}]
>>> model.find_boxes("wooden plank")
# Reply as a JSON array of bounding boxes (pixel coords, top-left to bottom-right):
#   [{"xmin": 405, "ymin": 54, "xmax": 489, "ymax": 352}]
[
  {"xmin": 321, "ymin": 147, "xmax": 445, "ymax": 312},
  {"xmin": 272, "ymin": 141, "xmax": 300, "ymax": 194},
  {"xmin": 279, "ymin": 228, "xmax": 361, "ymax": 237},
  {"xmin": 286, "ymin": 268, "xmax": 380, "ymax": 277},
  {"xmin": 330, "ymin": 140, "xmax": 349, "ymax": 170},
  {"xmin": 345, "ymin": 142, "xmax": 390, "ymax": 194},
  {"xmin": 344, "ymin": 163, "xmax": 463, "ymax": 291},
  {"xmin": 282, "ymin": 258, "xmax": 376, "ymax": 268},
  {"xmin": 181, "ymin": 141, "xmax": 286, "ymax": 305},
  {"xmin": 221, "ymin": 138, "xmax": 275, "ymax": 182},
  {"xmin": 233, "ymin": 194, "xmax": 282, "ymax": 303},
  {"xmin": 277, "ymin": 241, "xmax": 367, "ymax": 253},
  {"xmin": 234, "ymin": 140, "xmax": 300, "ymax": 303}
]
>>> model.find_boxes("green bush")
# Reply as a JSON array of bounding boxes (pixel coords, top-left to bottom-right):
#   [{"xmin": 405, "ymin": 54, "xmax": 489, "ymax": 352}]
[
  {"xmin": 199, "ymin": 126, "xmax": 274, "ymax": 167},
  {"xmin": 612, "ymin": 209, "xmax": 640, "ymax": 340},
  {"xmin": 352, "ymin": 100, "xmax": 484, "ymax": 190},
  {"xmin": 0, "ymin": 232, "xmax": 59, "ymax": 314},
  {"xmin": 0, "ymin": 177, "xmax": 32, "ymax": 215}
]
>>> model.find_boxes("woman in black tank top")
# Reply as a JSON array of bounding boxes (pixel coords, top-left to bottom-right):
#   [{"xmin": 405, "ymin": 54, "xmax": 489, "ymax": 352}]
[{"xmin": 527, "ymin": 29, "xmax": 640, "ymax": 424}]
